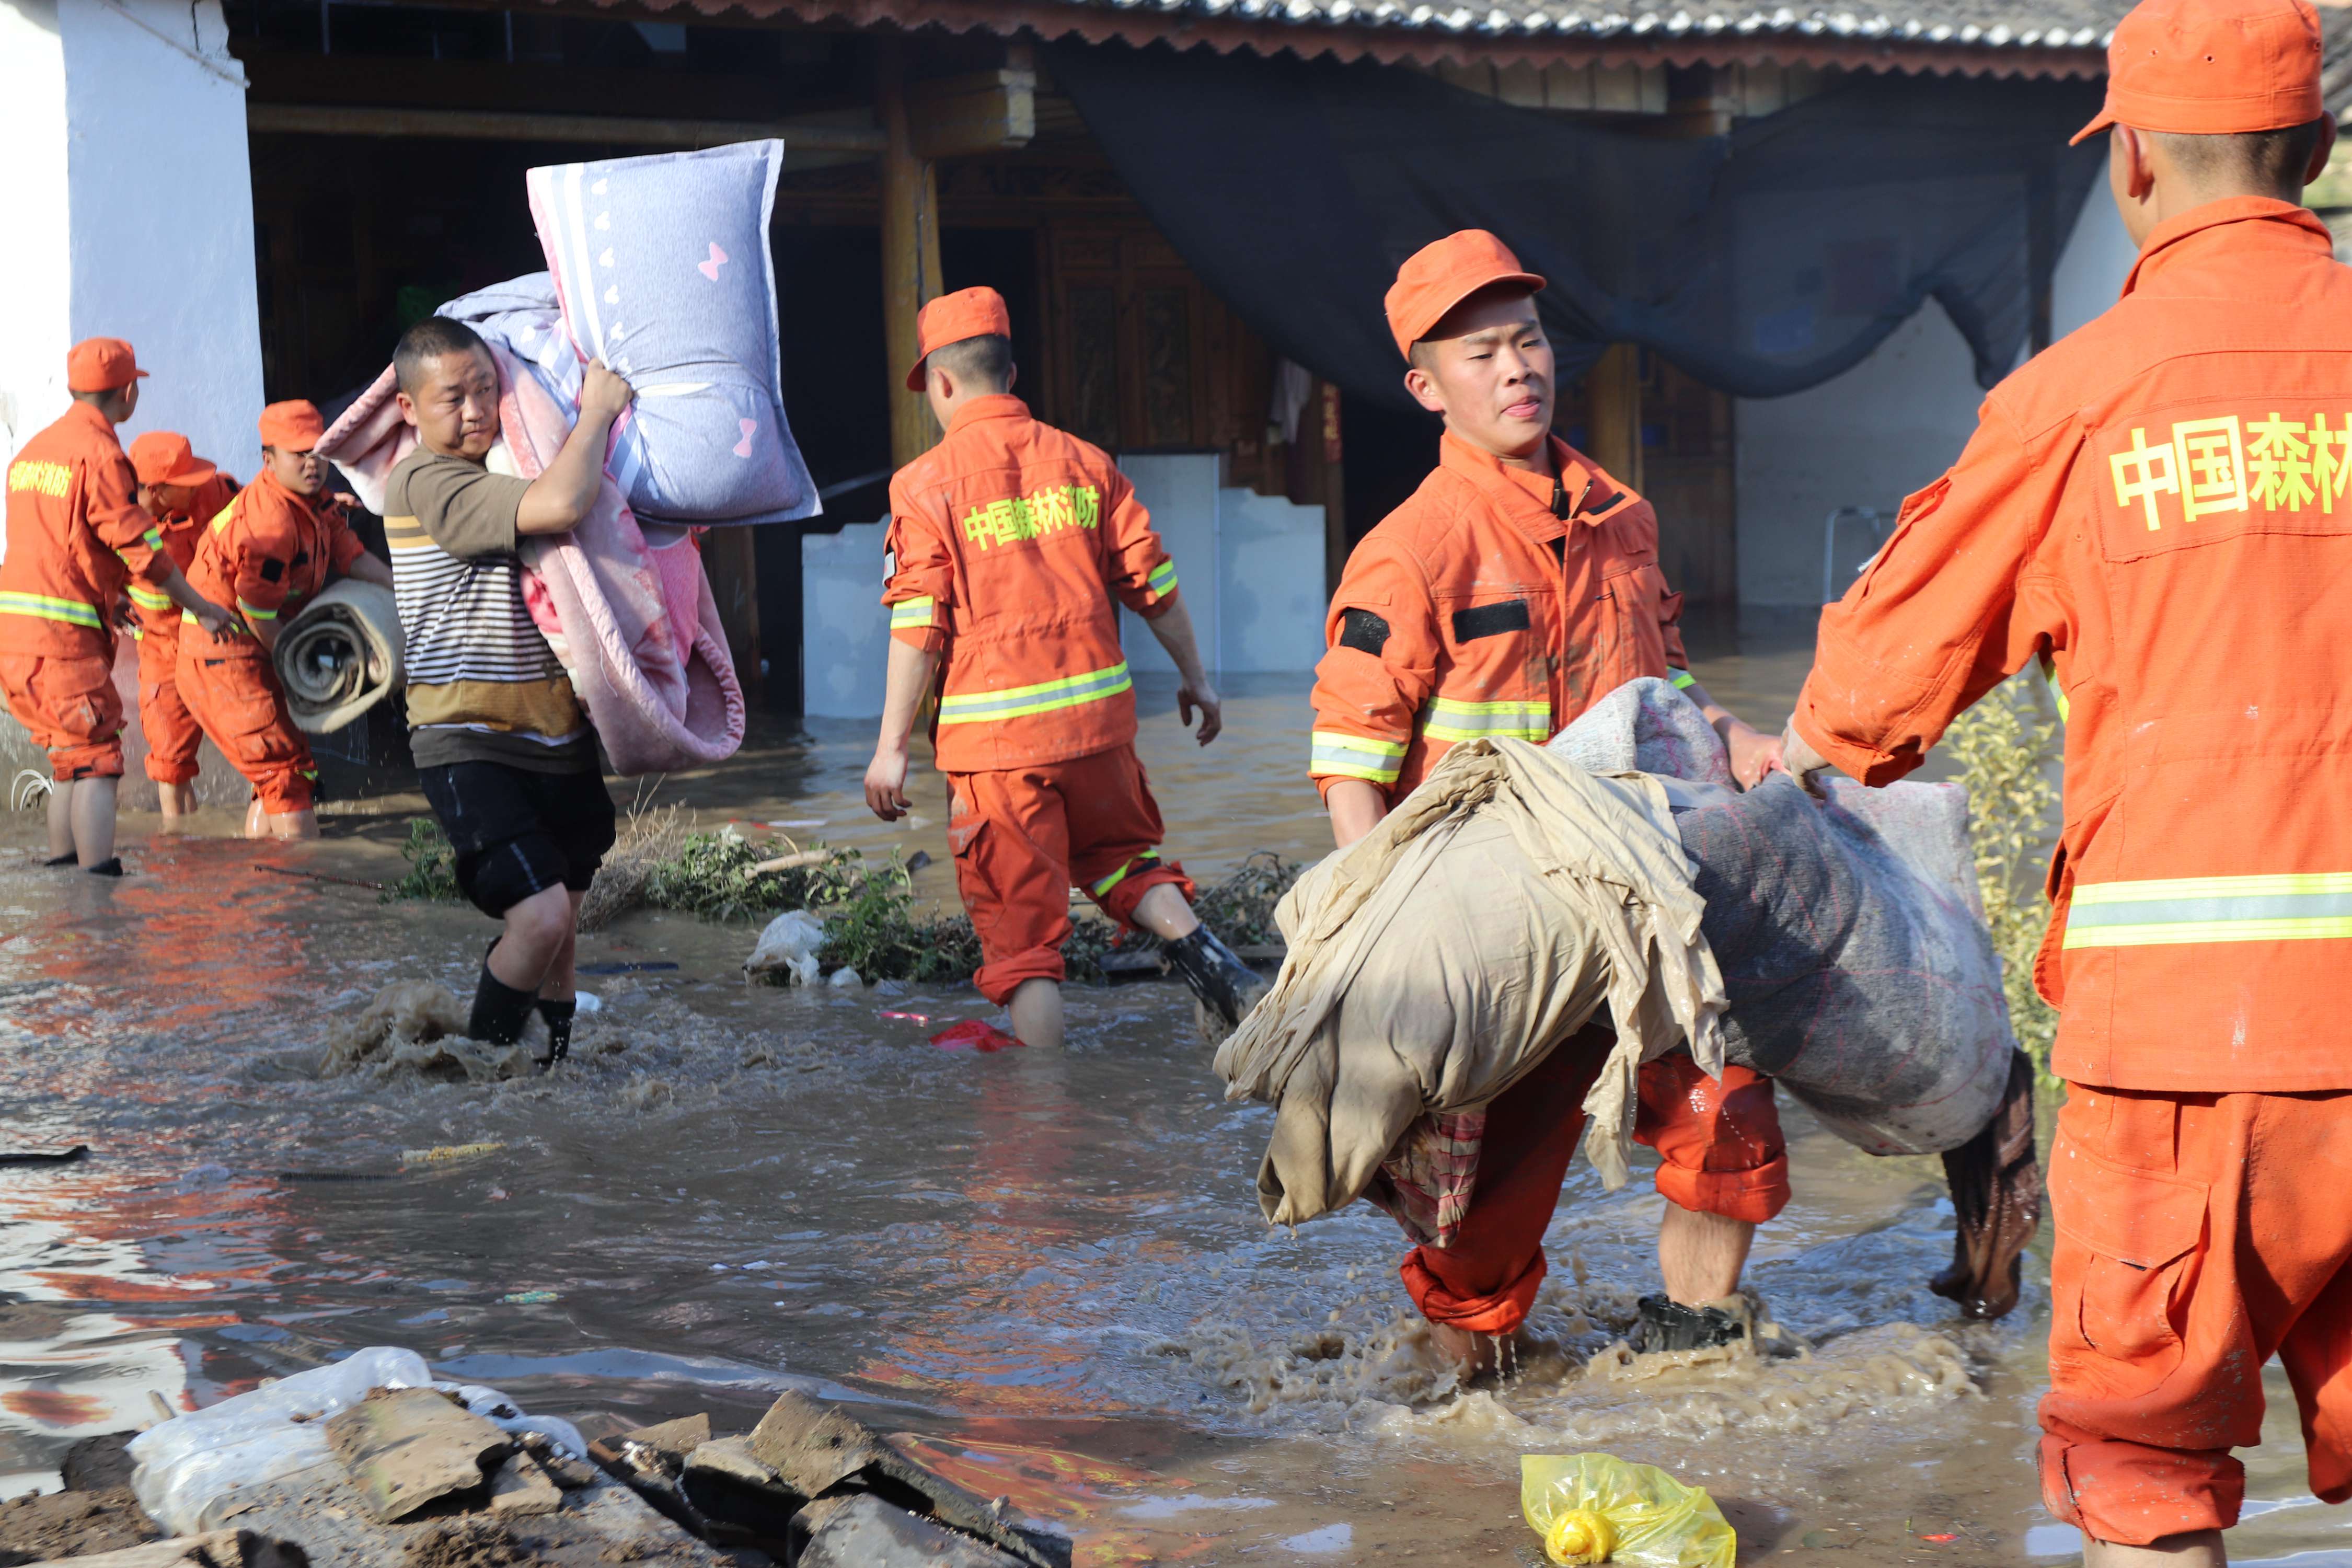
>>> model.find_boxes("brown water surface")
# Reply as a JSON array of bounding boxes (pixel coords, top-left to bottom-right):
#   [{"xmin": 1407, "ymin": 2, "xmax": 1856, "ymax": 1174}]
[{"xmin": 0, "ymin": 618, "xmax": 2339, "ymax": 1565}]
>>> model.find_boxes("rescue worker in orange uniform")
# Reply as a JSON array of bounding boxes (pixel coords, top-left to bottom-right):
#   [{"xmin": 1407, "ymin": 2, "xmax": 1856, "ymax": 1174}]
[
  {"xmin": 125, "ymin": 432, "xmax": 237, "ymax": 820},
  {"xmin": 1781, "ymin": 2, "xmax": 2351, "ymax": 1560},
  {"xmin": 864, "ymin": 286, "xmax": 1267, "ymax": 1050},
  {"xmin": 1309, "ymin": 232, "xmax": 1790, "ymax": 1371},
  {"xmin": 178, "ymin": 401, "xmax": 394, "ymax": 841},
  {"xmin": 1, "ymin": 339, "xmax": 234, "ymax": 874}
]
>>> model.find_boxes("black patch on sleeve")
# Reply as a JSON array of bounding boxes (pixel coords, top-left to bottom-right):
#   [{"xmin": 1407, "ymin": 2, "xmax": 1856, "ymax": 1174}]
[
  {"xmin": 291, "ymin": 549, "xmax": 311, "ymax": 568},
  {"xmin": 1451, "ymin": 598, "xmax": 1531, "ymax": 642},
  {"xmin": 259, "ymin": 557, "xmax": 286, "ymax": 583},
  {"xmin": 1338, "ymin": 607, "xmax": 1391, "ymax": 656}
]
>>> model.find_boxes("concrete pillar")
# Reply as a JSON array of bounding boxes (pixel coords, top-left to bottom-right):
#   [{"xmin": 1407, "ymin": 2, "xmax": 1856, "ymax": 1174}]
[
  {"xmin": 877, "ymin": 36, "xmax": 944, "ymax": 467},
  {"xmin": 0, "ymin": 0, "xmax": 263, "ymax": 488}
]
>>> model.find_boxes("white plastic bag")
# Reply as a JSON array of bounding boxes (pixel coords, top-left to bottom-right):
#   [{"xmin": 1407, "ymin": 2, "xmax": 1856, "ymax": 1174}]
[
  {"xmin": 129, "ymin": 1346, "xmax": 432, "ymax": 1534},
  {"xmin": 745, "ymin": 909, "xmax": 825, "ymax": 987}
]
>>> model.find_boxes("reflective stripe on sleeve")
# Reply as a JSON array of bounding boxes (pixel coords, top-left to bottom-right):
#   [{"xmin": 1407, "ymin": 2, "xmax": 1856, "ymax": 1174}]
[
  {"xmin": 1669, "ymin": 668, "xmax": 1698, "ymax": 691},
  {"xmin": 1148, "ymin": 560, "xmax": 1178, "ymax": 596},
  {"xmin": 889, "ymin": 595, "xmax": 936, "ymax": 631},
  {"xmin": 1421, "ymin": 697, "xmax": 1552, "ymax": 744},
  {"xmin": 2064, "ymin": 872, "xmax": 2352, "ymax": 949},
  {"xmin": 237, "ymin": 598, "xmax": 279, "ymax": 622},
  {"xmin": 1310, "ymin": 730, "xmax": 1405, "ymax": 783},
  {"xmin": 936, "ymin": 661, "xmax": 1133, "ymax": 724},
  {"xmin": 0, "ymin": 591, "xmax": 102, "ymax": 629},
  {"xmin": 128, "ymin": 585, "xmax": 174, "ymax": 611}
]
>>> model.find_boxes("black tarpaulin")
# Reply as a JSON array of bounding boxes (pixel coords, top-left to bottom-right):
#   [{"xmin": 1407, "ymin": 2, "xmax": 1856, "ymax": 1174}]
[{"xmin": 1050, "ymin": 44, "xmax": 2107, "ymax": 406}]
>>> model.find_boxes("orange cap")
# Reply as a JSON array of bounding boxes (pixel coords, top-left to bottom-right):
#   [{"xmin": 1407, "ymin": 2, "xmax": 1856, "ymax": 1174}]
[
  {"xmin": 66, "ymin": 338, "xmax": 149, "ymax": 394},
  {"xmin": 906, "ymin": 286, "xmax": 1013, "ymax": 390},
  {"xmin": 2071, "ymin": 0, "xmax": 2323, "ymax": 144},
  {"xmin": 1384, "ymin": 231, "xmax": 1547, "ymax": 361},
  {"xmin": 258, "ymin": 400, "xmax": 326, "ymax": 452},
  {"xmin": 126, "ymin": 431, "xmax": 218, "ymax": 491}
]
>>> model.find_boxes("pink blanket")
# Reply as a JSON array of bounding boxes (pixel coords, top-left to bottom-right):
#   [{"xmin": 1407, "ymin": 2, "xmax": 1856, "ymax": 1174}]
[{"xmin": 318, "ymin": 343, "xmax": 743, "ymax": 778}]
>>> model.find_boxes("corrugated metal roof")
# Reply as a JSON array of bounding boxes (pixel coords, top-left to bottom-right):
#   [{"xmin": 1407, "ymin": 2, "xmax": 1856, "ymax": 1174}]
[{"xmin": 557, "ymin": 0, "xmax": 2122, "ymax": 75}]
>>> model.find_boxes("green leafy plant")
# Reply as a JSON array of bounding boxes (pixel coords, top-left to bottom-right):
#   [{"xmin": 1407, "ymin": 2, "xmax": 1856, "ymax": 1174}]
[
  {"xmin": 639, "ymin": 827, "xmax": 869, "ymax": 925},
  {"xmin": 383, "ymin": 817, "xmax": 462, "ymax": 904},
  {"xmin": 1947, "ymin": 678, "xmax": 2063, "ymax": 1080}
]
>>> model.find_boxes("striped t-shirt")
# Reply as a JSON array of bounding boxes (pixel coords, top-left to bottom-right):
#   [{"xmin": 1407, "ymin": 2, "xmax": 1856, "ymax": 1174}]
[{"xmin": 383, "ymin": 448, "xmax": 593, "ymax": 773}]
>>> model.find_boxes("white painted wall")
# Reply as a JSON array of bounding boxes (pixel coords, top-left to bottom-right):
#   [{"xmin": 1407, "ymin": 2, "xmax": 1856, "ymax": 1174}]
[
  {"xmin": 803, "ymin": 456, "xmax": 1329, "ymax": 718},
  {"xmin": 801, "ymin": 517, "xmax": 892, "ymax": 718},
  {"xmin": 0, "ymin": 0, "xmax": 262, "ymax": 489},
  {"xmin": 1735, "ymin": 189, "xmax": 2141, "ymax": 605}
]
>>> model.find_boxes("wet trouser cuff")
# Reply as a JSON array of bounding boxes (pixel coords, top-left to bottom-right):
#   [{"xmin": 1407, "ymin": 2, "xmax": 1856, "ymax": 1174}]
[
  {"xmin": 1399, "ymin": 1247, "xmax": 1547, "ymax": 1336},
  {"xmin": 2038, "ymin": 1422, "xmax": 2249, "ymax": 1544},
  {"xmin": 1654, "ymin": 1154, "xmax": 1791, "ymax": 1224},
  {"xmin": 467, "ymin": 958, "xmax": 538, "ymax": 1046}
]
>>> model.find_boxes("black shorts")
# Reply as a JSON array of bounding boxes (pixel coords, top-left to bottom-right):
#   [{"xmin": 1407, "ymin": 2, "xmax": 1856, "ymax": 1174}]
[{"xmin": 420, "ymin": 762, "xmax": 618, "ymax": 919}]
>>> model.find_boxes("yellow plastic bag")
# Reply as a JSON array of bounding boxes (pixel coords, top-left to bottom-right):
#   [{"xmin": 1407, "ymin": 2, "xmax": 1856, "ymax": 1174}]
[{"xmin": 1520, "ymin": 1452, "xmax": 1736, "ymax": 1567}]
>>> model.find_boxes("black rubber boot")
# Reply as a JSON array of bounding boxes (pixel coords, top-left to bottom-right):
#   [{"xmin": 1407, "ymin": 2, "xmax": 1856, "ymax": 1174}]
[
  {"xmin": 85, "ymin": 857, "xmax": 123, "ymax": 878},
  {"xmin": 43, "ymin": 851, "xmax": 76, "ymax": 868},
  {"xmin": 1634, "ymin": 1294, "xmax": 1748, "ymax": 1353},
  {"xmin": 467, "ymin": 956, "xmax": 539, "ymax": 1046},
  {"xmin": 535, "ymin": 998, "xmax": 577, "ymax": 1068},
  {"xmin": 1161, "ymin": 927, "xmax": 1269, "ymax": 1032}
]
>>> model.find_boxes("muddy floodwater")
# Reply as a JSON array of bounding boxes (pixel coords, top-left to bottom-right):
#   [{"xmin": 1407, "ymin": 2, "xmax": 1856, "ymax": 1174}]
[{"xmin": 1, "ymin": 614, "xmax": 2344, "ymax": 1565}]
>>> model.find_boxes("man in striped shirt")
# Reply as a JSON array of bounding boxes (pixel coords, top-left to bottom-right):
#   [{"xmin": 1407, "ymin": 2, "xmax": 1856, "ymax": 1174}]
[
  {"xmin": 866, "ymin": 287, "xmax": 1264, "ymax": 1050},
  {"xmin": 385, "ymin": 316, "xmax": 631, "ymax": 1065}
]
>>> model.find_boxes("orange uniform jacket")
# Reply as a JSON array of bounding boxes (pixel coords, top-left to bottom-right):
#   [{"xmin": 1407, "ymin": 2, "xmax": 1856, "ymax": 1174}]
[
  {"xmin": 0, "ymin": 402, "xmax": 170, "ymax": 658},
  {"xmin": 1794, "ymin": 198, "xmax": 2352, "ymax": 1092},
  {"xmin": 186, "ymin": 470, "xmax": 366, "ymax": 645},
  {"xmin": 1310, "ymin": 431, "xmax": 1692, "ymax": 800},
  {"xmin": 131, "ymin": 474, "xmax": 236, "ymax": 641},
  {"xmin": 882, "ymin": 394, "xmax": 1179, "ymax": 774}
]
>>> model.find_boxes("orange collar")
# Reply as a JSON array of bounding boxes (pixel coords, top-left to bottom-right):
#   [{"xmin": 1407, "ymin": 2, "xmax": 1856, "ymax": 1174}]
[
  {"xmin": 945, "ymin": 393, "xmax": 1030, "ymax": 436},
  {"xmin": 2120, "ymin": 196, "xmax": 2333, "ymax": 299},
  {"xmin": 1438, "ymin": 430, "xmax": 1605, "ymax": 539},
  {"xmin": 64, "ymin": 399, "xmax": 120, "ymax": 446}
]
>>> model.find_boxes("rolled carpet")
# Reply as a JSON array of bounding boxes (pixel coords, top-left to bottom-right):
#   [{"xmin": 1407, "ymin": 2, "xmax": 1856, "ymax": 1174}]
[{"xmin": 275, "ymin": 579, "xmax": 405, "ymax": 734}]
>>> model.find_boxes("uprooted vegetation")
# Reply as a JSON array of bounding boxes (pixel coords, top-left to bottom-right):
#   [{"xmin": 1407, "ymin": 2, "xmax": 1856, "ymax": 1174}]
[
  {"xmin": 1946, "ymin": 677, "xmax": 2062, "ymax": 1081},
  {"xmin": 386, "ymin": 805, "xmax": 1307, "ymax": 988}
]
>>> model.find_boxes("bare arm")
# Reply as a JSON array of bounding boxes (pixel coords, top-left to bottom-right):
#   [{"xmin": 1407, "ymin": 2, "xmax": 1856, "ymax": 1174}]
[
  {"xmin": 516, "ymin": 361, "xmax": 634, "ymax": 537},
  {"xmin": 1326, "ymin": 777, "xmax": 1387, "ymax": 849},
  {"xmin": 863, "ymin": 638, "xmax": 941, "ymax": 822},
  {"xmin": 1679, "ymin": 675, "xmax": 1783, "ymax": 789},
  {"xmin": 158, "ymin": 561, "xmax": 234, "ymax": 638},
  {"xmin": 343, "ymin": 553, "xmax": 395, "ymax": 590},
  {"xmin": 1138, "ymin": 587, "xmax": 1221, "ymax": 745}
]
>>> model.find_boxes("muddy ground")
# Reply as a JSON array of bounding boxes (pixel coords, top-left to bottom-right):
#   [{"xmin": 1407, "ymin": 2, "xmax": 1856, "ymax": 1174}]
[{"xmin": 0, "ymin": 623, "xmax": 2342, "ymax": 1565}]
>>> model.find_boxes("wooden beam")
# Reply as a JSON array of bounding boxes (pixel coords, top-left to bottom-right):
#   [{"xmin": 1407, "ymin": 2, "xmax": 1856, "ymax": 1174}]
[
  {"xmin": 907, "ymin": 60, "xmax": 1036, "ymax": 159},
  {"xmin": 879, "ymin": 37, "xmax": 945, "ymax": 465},
  {"xmin": 245, "ymin": 102, "xmax": 886, "ymax": 153},
  {"xmin": 1585, "ymin": 343, "xmax": 1643, "ymax": 491}
]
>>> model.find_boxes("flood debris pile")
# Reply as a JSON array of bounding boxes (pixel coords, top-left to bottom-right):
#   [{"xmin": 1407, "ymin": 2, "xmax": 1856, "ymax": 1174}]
[{"xmin": 89, "ymin": 1348, "xmax": 1070, "ymax": 1568}]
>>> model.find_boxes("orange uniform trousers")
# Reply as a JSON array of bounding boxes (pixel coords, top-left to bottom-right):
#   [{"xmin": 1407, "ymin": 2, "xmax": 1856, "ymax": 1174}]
[
  {"xmin": 2039, "ymin": 1083, "xmax": 2352, "ymax": 1546},
  {"xmin": 175, "ymin": 642, "xmax": 316, "ymax": 813},
  {"xmin": 134, "ymin": 627, "xmax": 202, "ymax": 787},
  {"xmin": 946, "ymin": 743, "xmax": 1193, "ymax": 1006},
  {"xmin": 0, "ymin": 653, "xmax": 125, "ymax": 780},
  {"xmin": 1401, "ymin": 1042, "xmax": 1790, "ymax": 1333}
]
